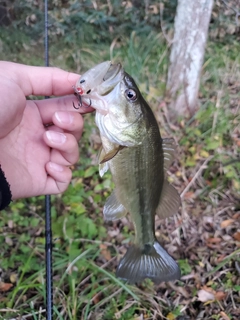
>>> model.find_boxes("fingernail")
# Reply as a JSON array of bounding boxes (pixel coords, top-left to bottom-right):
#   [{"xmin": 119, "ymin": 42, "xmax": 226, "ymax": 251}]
[
  {"xmin": 55, "ymin": 111, "xmax": 74, "ymax": 124},
  {"xmin": 49, "ymin": 162, "xmax": 64, "ymax": 172},
  {"xmin": 46, "ymin": 131, "xmax": 66, "ymax": 144}
]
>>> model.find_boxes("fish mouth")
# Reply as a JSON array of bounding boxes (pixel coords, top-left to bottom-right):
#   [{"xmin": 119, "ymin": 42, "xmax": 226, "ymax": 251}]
[
  {"xmin": 103, "ymin": 63, "xmax": 122, "ymax": 82},
  {"xmin": 98, "ymin": 62, "xmax": 124, "ymax": 96}
]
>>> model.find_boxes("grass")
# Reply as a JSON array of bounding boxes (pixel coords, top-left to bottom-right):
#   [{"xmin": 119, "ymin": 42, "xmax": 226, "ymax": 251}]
[{"xmin": 0, "ymin": 14, "xmax": 240, "ymax": 320}]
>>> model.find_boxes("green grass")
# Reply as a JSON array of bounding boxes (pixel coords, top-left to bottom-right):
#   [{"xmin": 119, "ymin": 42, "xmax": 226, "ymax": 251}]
[{"xmin": 0, "ymin": 9, "xmax": 240, "ymax": 319}]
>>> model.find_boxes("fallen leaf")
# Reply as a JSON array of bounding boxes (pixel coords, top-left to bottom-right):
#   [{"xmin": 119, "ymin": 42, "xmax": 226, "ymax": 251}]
[
  {"xmin": 184, "ymin": 191, "xmax": 195, "ymax": 199},
  {"xmin": 220, "ymin": 219, "xmax": 234, "ymax": 228},
  {"xmin": 215, "ymin": 291, "xmax": 227, "ymax": 301},
  {"xmin": 0, "ymin": 282, "xmax": 13, "ymax": 292},
  {"xmin": 7, "ymin": 220, "xmax": 14, "ymax": 228},
  {"xmin": 206, "ymin": 237, "xmax": 221, "ymax": 243},
  {"xmin": 10, "ymin": 273, "xmax": 18, "ymax": 283},
  {"xmin": 233, "ymin": 232, "xmax": 240, "ymax": 242},
  {"xmin": 233, "ymin": 213, "xmax": 240, "ymax": 220},
  {"xmin": 200, "ymin": 150, "xmax": 210, "ymax": 158},
  {"xmin": 217, "ymin": 255, "xmax": 226, "ymax": 262},
  {"xmin": 198, "ymin": 289, "xmax": 215, "ymax": 302},
  {"xmin": 166, "ymin": 312, "xmax": 176, "ymax": 320},
  {"xmin": 99, "ymin": 244, "xmax": 111, "ymax": 261},
  {"xmin": 219, "ymin": 311, "xmax": 231, "ymax": 320},
  {"xmin": 5, "ymin": 237, "xmax": 13, "ymax": 246}
]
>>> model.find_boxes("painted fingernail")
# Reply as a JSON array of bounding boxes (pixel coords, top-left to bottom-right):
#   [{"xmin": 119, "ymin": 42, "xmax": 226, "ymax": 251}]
[
  {"xmin": 46, "ymin": 131, "xmax": 66, "ymax": 144},
  {"xmin": 49, "ymin": 162, "xmax": 64, "ymax": 172},
  {"xmin": 55, "ymin": 111, "xmax": 74, "ymax": 124}
]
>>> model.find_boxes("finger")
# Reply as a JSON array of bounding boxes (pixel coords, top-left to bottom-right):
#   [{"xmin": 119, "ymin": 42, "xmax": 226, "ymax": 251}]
[
  {"xmin": 44, "ymin": 130, "xmax": 79, "ymax": 165},
  {"xmin": 45, "ymin": 162, "xmax": 72, "ymax": 194},
  {"xmin": 34, "ymin": 96, "xmax": 95, "ymax": 124},
  {"xmin": 0, "ymin": 61, "xmax": 80, "ymax": 96},
  {"xmin": 52, "ymin": 111, "xmax": 84, "ymax": 141}
]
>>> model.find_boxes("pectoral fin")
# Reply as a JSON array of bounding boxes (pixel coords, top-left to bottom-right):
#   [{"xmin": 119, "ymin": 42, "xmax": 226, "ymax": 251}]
[
  {"xmin": 156, "ymin": 180, "xmax": 181, "ymax": 219},
  {"xmin": 99, "ymin": 162, "xmax": 109, "ymax": 177},
  {"xmin": 98, "ymin": 145, "xmax": 125, "ymax": 164},
  {"xmin": 98, "ymin": 147, "xmax": 109, "ymax": 177},
  {"xmin": 103, "ymin": 190, "xmax": 127, "ymax": 220},
  {"xmin": 162, "ymin": 138, "xmax": 177, "ymax": 171}
]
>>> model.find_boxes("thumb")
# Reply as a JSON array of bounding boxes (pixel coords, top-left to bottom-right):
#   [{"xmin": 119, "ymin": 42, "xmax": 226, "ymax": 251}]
[{"xmin": 0, "ymin": 78, "xmax": 25, "ymax": 138}]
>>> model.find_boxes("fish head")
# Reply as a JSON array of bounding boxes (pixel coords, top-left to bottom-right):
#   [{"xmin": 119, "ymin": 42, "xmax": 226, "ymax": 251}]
[
  {"xmin": 95, "ymin": 69, "xmax": 148, "ymax": 147},
  {"xmin": 74, "ymin": 61, "xmax": 149, "ymax": 147}
]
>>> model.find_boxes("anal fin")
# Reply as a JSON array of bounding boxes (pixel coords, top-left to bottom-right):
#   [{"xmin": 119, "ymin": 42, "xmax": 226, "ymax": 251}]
[{"xmin": 156, "ymin": 180, "xmax": 181, "ymax": 219}]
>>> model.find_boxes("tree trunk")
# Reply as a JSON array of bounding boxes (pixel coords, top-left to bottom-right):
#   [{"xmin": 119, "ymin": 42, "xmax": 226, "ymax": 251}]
[{"xmin": 166, "ymin": 0, "xmax": 214, "ymax": 122}]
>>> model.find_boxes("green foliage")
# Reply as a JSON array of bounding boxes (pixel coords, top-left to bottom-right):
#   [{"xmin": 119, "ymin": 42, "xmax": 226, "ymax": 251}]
[{"xmin": 178, "ymin": 259, "xmax": 192, "ymax": 275}]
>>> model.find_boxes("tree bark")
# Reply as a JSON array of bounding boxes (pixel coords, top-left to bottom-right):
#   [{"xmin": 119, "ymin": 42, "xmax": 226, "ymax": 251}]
[{"xmin": 166, "ymin": 0, "xmax": 214, "ymax": 121}]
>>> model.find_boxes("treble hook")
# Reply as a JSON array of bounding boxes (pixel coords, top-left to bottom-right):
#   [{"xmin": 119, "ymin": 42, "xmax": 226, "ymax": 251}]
[
  {"xmin": 73, "ymin": 92, "xmax": 82, "ymax": 109},
  {"xmin": 72, "ymin": 86, "xmax": 92, "ymax": 109},
  {"xmin": 72, "ymin": 96, "xmax": 92, "ymax": 109}
]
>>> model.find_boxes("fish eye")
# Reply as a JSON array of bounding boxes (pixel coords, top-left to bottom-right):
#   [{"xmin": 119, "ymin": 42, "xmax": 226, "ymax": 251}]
[
  {"xmin": 125, "ymin": 89, "xmax": 137, "ymax": 101},
  {"xmin": 80, "ymin": 79, "xmax": 85, "ymax": 84}
]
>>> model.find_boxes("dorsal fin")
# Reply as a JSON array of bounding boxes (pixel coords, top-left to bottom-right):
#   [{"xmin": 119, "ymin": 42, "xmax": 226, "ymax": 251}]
[{"xmin": 162, "ymin": 138, "xmax": 177, "ymax": 171}]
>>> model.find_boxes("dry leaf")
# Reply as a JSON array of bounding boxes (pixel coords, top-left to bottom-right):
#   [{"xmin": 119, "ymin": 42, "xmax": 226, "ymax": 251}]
[
  {"xmin": 220, "ymin": 219, "xmax": 234, "ymax": 228},
  {"xmin": 233, "ymin": 213, "xmax": 240, "ymax": 219},
  {"xmin": 206, "ymin": 237, "xmax": 222, "ymax": 248},
  {"xmin": 10, "ymin": 273, "xmax": 18, "ymax": 284},
  {"xmin": 219, "ymin": 311, "xmax": 231, "ymax": 320},
  {"xmin": 206, "ymin": 237, "xmax": 221, "ymax": 243},
  {"xmin": 0, "ymin": 282, "xmax": 13, "ymax": 292},
  {"xmin": 198, "ymin": 289, "xmax": 215, "ymax": 302},
  {"xmin": 184, "ymin": 191, "xmax": 195, "ymax": 199},
  {"xmin": 233, "ymin": 232, "xmax": 240, "ymax": 242},
  {"xmin": 166, "ymin": 312, "xmax": 175, "ymax": 320},
  {"xmin": 99, "ymin": 244, "xmax": 111, "ymax": 261},
  {"xmin": 215, "ymin": 291, "xmax": 227, "ymax": 301},
  {"xmin": 217, "ymin": 254, "xmax": 226, "ymax": 262},
  {"xmin": 5, "ymin": 237, "xmax": 13, "ymax": 246}
]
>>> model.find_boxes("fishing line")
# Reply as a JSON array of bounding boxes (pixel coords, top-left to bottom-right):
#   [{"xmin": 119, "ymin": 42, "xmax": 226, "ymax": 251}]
[{"xmin": 44, "ymin": 0, "xmax": 53, "ymax": 318}]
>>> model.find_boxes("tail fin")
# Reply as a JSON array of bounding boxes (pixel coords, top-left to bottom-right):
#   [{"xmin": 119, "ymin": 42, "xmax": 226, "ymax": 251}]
[{"xmin": 116, "ymin": 241, "xmax": 181, "ymax": 284}]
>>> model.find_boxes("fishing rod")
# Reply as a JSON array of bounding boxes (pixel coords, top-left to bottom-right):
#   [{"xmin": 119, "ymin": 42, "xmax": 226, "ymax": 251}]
[{"xmin": 44, "ymin": 0, "xmax": 53, "ymax": 318}]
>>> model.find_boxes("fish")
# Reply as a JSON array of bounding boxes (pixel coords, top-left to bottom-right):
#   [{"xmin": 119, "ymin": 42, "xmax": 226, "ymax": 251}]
[{"xmin": 74, "ymin": 62, "xmax": 181, "ymax": 284}]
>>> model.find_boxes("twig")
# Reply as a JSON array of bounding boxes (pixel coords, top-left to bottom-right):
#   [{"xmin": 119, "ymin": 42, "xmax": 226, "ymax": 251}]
[{"xmin": 180, "ymin": 156, "xmax": 214, "ymax": 198}]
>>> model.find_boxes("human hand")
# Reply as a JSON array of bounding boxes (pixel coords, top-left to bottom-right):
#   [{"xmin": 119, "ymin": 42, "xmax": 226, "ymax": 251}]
[{"xmin": 0, "ymin": 61, "xmax": 94, "ymax": 200}]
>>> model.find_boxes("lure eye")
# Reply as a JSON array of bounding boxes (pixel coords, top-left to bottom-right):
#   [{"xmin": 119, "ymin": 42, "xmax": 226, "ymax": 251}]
[{"xmin": 125, "ymin": 89, "xmax": 137, "ymax": 101}]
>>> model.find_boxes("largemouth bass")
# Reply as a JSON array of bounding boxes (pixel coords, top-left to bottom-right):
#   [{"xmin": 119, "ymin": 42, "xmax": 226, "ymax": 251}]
[{"xmin": 74, "ymin": 62, "xmax": 181, "ymax": 284}]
